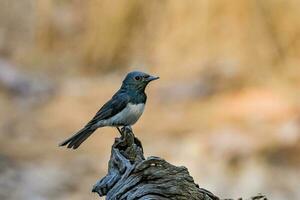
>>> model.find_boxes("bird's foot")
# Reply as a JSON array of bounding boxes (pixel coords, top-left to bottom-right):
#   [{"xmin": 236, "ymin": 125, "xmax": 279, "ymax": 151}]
[
  {"xmin": 116, "ymin": 127, "xmax": 122, "ymax": 135},
  {"xmin": 121, "ymin": 126, "xmax": 132, "ymax": 133},
  {"xmin": 116, "ymin": 126, "xmax": 133, "ymax": 138}
]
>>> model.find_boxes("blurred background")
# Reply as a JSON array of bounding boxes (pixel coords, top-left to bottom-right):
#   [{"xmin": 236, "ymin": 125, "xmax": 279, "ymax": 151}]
[{"xmin": 0, "ymin": 0, "xmax": 300, "ymax": 199}]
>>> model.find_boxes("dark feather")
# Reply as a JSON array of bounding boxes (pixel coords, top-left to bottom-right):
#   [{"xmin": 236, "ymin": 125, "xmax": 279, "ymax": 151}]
[
  {"xmin": 59, "ymin": 91, "xmax": 130, "ymax": 149},
  {"xmin": 86, "ymin": 91, "xmax": 130, "ymax": 127}
]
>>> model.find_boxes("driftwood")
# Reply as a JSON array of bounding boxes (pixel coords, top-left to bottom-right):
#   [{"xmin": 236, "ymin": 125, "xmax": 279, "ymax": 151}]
[{"xmin": 92, "ymin": 127, "xmax": 267, "ymax": 200}]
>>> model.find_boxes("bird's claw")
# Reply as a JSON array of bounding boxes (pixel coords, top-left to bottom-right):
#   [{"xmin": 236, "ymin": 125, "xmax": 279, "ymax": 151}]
[{"xmin": 122, "ymin": 126, "xmax": 132, "ymax": 133}]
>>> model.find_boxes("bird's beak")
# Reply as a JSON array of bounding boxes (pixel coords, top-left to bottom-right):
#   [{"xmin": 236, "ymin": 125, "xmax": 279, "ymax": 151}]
[{"xmin": 147, "ymin": 75, "xmax": 159, "ymax": 82}]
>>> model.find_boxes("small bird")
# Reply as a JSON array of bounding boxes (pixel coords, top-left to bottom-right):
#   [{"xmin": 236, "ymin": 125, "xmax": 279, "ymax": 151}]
[{"xmin": 59, "ymin": 71, "xmax": 159, "ymax": 149}]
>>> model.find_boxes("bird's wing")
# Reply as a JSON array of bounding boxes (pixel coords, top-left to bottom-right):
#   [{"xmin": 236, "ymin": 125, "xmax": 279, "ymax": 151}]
[
  {"xmin": 58, "ymin": 92, "xmax": 130, "ymax": 149},
  {"xmin": 85, "ymin": 92, "xmax": 130, "ymax": 127}
]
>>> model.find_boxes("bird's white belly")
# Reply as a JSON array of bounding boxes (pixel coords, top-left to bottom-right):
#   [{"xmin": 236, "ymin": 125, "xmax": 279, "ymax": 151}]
[{"xmin": 100, "ymin": 103, "xmax": 145, "ymax": 126}]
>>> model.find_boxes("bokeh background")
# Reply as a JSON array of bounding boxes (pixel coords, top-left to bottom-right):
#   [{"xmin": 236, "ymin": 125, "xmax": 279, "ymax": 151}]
[{"xmin": 0, "ymin": 1, "xmax": 300, "ymax": 199}]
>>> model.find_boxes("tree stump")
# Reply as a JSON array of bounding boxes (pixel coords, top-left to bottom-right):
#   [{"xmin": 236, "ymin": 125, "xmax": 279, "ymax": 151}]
[{"xmin": 92, "ymin": 127, "xmax": 267, "ymax": 200}]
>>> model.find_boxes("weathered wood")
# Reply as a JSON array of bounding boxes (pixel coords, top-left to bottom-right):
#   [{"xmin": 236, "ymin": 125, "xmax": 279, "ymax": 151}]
[{"xmin": 92, "ymin": 127, "xmax": 267, "ymax": 200}]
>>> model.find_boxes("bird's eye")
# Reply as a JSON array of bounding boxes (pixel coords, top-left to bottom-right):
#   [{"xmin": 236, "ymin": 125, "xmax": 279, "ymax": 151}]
[{"xmin": 134, "ymin": 76, "xmax": 141, "ymax": 81}]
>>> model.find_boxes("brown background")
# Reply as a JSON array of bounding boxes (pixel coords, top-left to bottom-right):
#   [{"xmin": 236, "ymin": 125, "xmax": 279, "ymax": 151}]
[{"xmin": 0, "ymin": 1, "xmax": 300, "ymax": 199}]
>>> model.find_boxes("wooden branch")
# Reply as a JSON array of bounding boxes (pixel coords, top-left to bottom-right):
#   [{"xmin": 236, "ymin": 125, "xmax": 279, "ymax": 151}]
[{"xmin": 92, "ymin": 127, "xmax": 267, "ymax": 200}]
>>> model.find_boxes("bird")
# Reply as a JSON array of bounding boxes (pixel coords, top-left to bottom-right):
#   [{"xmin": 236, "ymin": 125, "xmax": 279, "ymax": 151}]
[{"xmin": 59, "ymin": 71, "xmax": 159, "ymax": 149}]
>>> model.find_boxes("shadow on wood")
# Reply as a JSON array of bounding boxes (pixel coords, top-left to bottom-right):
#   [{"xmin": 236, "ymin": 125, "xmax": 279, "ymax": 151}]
[{"xmin": 92, "ymin": 127, "xmax": 267, "ymax": 200}]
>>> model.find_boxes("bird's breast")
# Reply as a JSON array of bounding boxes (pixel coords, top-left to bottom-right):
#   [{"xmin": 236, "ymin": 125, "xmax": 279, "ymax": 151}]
[
  {"xmin": 126, "ymin": 103, "xmax": 145, "ymax": 117},
  {"xmin": 101, "ymin": 103, "xmax": 145, "ymax": 126}
]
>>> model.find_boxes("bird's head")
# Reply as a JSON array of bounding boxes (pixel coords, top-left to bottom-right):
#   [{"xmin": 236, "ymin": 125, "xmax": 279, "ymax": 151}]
[{"xmin": 121, "ymin": 71, "xmax": 159, "ymax": 91}]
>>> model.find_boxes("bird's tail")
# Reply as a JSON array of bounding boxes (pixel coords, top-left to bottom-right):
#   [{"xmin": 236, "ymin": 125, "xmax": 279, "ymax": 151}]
[{"xmin": 59, "ymin": 126, "xmax": 96, "ymax": 149}]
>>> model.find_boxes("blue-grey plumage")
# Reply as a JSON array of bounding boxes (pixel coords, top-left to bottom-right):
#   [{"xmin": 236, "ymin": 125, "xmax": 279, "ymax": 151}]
[{"xmin": 59, "ymin": 71, "xmax": 159, "ymax": 149}]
